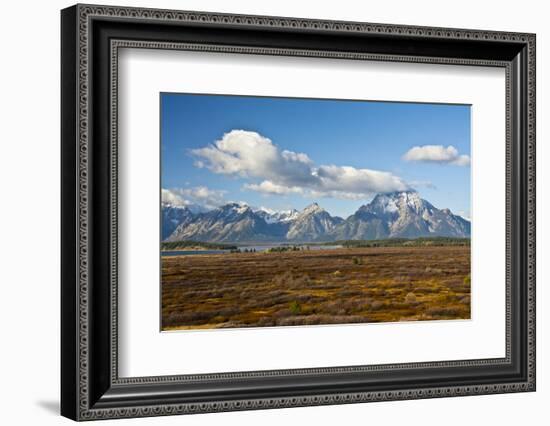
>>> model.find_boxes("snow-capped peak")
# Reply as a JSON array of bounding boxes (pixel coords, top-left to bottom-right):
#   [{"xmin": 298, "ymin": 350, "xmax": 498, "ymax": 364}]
[
  {"xmin": 218, "ymin": 202, "xmax": 252, "ymax": 215},
  {"xmin": 253, "ymin": 207, "xmax": 300, "ymax": 224},
  {"xmin": 163, "ymin": 191, "xmax": 470, "ymax": 242},
  {"xmin": 161, "ymin": 201, "xmax": 189, "ymax": 210},
  {"xmin": 278, "ymin": 209, "xmax": 300, "ymax": 222},
  {"xmin": 255, "ymin": 206, "xmax": 276, "ymax": 215},
  {"xmin": 367, "ymin": 190, "xmax": 427, "ymax": 214},
  {"xmin": 234, "ymin": 203, "xmax": 251, "ymax": 214},
  {"xmin": 301, "ymin": 202, "xmax": 324, "ymax": 215}
]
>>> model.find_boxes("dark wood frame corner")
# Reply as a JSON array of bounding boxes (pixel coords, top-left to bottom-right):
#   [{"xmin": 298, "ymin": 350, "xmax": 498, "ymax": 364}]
[{"xmin": 61, "ymin": 3, "xmax": 536, "ymax": 421}]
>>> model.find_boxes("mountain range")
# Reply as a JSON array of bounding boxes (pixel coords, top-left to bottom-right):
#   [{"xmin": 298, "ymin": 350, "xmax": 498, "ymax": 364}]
[{"xmin": 162, "ymin": 190, "xmax": 470, "ymax": 243}]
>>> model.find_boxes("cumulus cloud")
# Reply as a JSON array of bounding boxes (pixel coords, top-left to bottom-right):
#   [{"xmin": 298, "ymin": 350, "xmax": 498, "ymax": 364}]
[
  {"xmin": 161, "ymin": 188, "xmax": 186, "ymax": 206},
  {"xmin": 192, "ymin": 130, "xmax": 409, "ymax": 199},
  {"xmin": 315, "ymin": 165, "xmax": 409, "ymax": 193},
  {"xmin": 161, "ymin": 186, "xmax": 227, "ymax": 210},
  {"xmin": 191, "ymin": 130, "xmax": 315, "ymax": 187},
  {"xmin": 243, "ymin": 181, "xmax": 304, "ymax": 195},
  {"xmin": 402, "ymin": 145, "xmax": 470, "ymax": 166}
]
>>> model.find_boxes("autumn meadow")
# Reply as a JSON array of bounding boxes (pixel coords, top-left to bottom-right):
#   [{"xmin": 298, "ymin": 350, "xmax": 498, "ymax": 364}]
[{"xmin": 161, "ymin": 243, "xmax": 470, "ymax": 330}]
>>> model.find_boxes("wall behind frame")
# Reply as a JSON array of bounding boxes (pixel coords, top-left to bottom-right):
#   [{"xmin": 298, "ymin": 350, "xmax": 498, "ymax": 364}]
[{"xmin": 0, "ymin": 0, "xmax": 546, "ymax": 425}]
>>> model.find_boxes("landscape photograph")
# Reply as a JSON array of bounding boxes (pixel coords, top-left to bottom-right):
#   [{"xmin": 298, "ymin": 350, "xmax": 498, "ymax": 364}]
[{"xmin": 160, "ymin": 93, "xmax": 471, "ymax": 331}]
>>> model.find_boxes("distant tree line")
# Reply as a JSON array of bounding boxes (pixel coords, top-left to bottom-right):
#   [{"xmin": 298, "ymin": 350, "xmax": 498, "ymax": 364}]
[
  {"xmin": 324, "ymin": 237, "xmax": 471, "ymax": 248},
  {"xmin": 230, "ymin": 248, "xmax": 258, "ymax": 253},
  {"xmin": 266, "ymin": 245, "xmax": 308, "ymax": 253},
  {"xmin": 161, "ymin": 241, "xmax": 237, "ymax": 251}
]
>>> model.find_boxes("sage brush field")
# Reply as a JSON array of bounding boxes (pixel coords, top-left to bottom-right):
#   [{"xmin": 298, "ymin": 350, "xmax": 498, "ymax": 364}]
[{"xmin": 161, "ymin": 245, "xmax": 470, "ymax": 330}]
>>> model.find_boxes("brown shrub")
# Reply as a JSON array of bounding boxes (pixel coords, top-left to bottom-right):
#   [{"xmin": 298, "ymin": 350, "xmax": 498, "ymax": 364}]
[
  {"xmin": 404, "ymin": 292, "xmax": 417, "ymax": 304},
  {"xmin": 369, "ymin": 300, "xmax": 385, "ymax": 311},
  {"xmin": 460, "ymin": 296, "xmax": 471, "ymax": 305}
]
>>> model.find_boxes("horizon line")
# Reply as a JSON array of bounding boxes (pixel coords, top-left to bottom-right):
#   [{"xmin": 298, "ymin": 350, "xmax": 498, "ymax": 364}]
[{"xmin": 161, "ymin": 193, "xmax": 471, "ymax": 222}]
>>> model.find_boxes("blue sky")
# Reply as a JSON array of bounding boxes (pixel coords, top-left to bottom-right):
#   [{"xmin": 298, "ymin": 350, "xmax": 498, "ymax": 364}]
[{"xmin": 161, "ymin": 93, "xmax": 471, "ymax": 219}]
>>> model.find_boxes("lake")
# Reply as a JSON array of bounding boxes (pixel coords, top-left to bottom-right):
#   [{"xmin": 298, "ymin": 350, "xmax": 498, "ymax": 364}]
[
  {"xmin": 238, "ymin": 244, "xmax": 343, "ymax": 252},
  {"xmin": 161, "ymin": 250, "xmax": 227, "ymax": 257},
  {"xmin": 161, "ymin": 244, "xmax": 344, "ymax": 256}
]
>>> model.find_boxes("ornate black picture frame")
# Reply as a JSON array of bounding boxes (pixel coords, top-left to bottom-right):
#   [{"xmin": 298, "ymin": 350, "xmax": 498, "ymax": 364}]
[{"xmin": 61, "ymin": 4, "xmax": 536, "ymax": 421}]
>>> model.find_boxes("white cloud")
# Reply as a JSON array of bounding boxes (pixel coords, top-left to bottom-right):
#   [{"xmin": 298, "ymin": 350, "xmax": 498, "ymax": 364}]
[
  {"xmin": 315, "ymin": 165, "xmax": 409, "ymax": 194},
  {"xmin": 402, "ymin": 145, "xmax": 470, "ymax": 166},
  {"xmin": 191, "ymin": 130, "xmax": 314, "ymax": 187},
  {"xmin": 192, "ymin": 130, "xmax": 409, "ymax": 200},
  {"xmin": 243, "ymin": 181, "xmax": 304, "ymax": 195},
  {"xmin": 162, "ymin": 186, "xmax": 227, "ymax": 210},
  {"xmin": 161, "ymin": 188, "xmax": 186, "ymax": 206}
]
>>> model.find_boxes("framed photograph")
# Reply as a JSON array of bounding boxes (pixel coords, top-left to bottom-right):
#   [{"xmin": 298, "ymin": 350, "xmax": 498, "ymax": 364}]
[{"xmin": 61, "ymin": 4, "xmax": 536, "ymax": 421}]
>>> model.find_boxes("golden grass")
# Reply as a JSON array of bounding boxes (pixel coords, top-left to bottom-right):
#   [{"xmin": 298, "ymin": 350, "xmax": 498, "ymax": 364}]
[{"xmin": 161, "ymin": 246, "xmax": 470, "ymax": 330}]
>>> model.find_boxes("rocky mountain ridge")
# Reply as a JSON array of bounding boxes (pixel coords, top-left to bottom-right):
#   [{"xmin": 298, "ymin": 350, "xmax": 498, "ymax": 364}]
[{"xmin": 164, "ymin": 190, "xmax": 470, "ymax": 243}]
